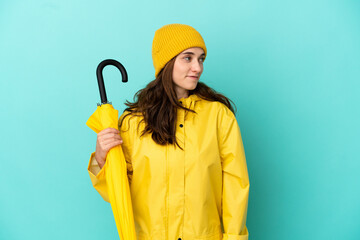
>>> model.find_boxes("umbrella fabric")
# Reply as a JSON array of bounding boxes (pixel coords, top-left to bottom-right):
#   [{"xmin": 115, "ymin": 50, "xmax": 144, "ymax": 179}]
[{"xmin": 86, "ymin": 103, "xmax": 136, "ymax": 240}]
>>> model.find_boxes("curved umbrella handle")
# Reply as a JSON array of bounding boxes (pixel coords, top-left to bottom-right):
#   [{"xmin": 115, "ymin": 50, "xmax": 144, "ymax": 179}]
[{"xmin": 96, "ymin": 59, "xmax": 128, "ymax": 104}]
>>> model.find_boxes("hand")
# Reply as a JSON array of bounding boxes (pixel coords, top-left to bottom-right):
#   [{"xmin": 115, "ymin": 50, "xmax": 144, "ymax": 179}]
[{"xmin": 94, "ymin": 127, "xmax": 123, "ymax": 168}]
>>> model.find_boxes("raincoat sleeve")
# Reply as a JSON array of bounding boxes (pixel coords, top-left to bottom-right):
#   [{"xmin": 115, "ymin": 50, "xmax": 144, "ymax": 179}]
[
  {"xmin": 218, "ymin": 105, "xmax": 250, "ymax": 240},
  {"xmin": 87, "ymin": 152, "xmax": 109, "ymax": 202},
  {"xmin": 87, "ymin": 111, "xmax": 134, "ymax": 203}
]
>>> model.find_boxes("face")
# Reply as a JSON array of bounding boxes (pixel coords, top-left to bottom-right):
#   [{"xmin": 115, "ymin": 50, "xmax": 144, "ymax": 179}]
[{"xmin": 172, "ymin": 47, "xmax": 205, "ymax": 99}]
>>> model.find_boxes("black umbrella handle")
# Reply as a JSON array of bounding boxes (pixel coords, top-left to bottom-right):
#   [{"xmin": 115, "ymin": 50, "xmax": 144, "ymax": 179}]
[{"xmin": 96, "ymin": 59, "xmax": 128, "ymax": 104}]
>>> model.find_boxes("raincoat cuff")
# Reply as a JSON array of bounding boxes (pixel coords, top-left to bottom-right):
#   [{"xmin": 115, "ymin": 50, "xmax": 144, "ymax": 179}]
[
  {"xmin": 222, "ymin": 233, "xmax": 248, "ymax": 240},
  {"xmin": 87, "ymin": 152, "xmax": 105, "ymax": 177},
  {"xmin": 87, "ymin": 151, "xmax": 110, "ymax": 203}
]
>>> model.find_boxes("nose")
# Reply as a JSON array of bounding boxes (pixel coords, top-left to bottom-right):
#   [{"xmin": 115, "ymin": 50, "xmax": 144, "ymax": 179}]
[{"xmin": 191, "ymin": 60, "xmax": 202, "ymax": 73}]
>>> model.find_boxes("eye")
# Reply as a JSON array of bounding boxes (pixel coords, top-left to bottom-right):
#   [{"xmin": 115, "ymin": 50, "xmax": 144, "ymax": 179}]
[
  {"xmin": 199, "ymin": 57, "xmax": 205, "ymax": 63},
  {"xmin": 184, "ymin": 56, "xmax": 191, "ymax": 61}
]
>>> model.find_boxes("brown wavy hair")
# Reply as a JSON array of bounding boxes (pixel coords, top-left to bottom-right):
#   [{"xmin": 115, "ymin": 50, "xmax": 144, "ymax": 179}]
[{"xmin": 119, "ymin": 56, "xmax": 237, "ymax": 150}]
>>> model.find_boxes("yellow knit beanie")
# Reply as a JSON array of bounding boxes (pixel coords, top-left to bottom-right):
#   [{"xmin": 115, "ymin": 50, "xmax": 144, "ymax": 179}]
[{"xmin": 152, "ymin": 23, "xmax": 207, "ymax": 77}]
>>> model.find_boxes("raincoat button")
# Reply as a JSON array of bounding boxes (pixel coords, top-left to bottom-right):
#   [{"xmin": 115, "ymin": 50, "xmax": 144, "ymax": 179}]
[
  {"xmin": 178, "ymin": 238, "xmax": 182, "ymax": 240},
  {"xmin": 179, "ymin": 101, "xmax": 182, "ymax": 104},
  {"xmin": 179, "ymin": 124, "xmax": 183, "ymax": 128}
]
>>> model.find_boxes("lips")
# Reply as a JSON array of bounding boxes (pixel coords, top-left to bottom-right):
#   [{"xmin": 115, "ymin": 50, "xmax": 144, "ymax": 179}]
[{"xmin": 187, "ymin": 76, "xmax": 199, "ymax": 79}]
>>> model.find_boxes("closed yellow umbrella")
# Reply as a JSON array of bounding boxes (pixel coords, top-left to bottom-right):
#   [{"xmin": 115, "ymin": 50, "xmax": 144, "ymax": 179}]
[{"xmin": 86, "ymin": 59, "xmax": 136, "ymax": 240}]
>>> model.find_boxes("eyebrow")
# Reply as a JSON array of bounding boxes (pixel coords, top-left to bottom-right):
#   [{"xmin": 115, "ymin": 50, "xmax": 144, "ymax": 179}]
[{"xmin": 181, "ymin": 52, "xmax": 206, "ymax": 57}]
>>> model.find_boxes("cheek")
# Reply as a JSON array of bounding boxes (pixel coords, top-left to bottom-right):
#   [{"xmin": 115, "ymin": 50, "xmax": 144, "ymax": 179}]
[
  {"xmin": 172, "ymin": 66, "xmax": 179, "ymax": 81},
  {"xmin": 173, "ymin": 63, "xmax": 187, "ymax": 79}
]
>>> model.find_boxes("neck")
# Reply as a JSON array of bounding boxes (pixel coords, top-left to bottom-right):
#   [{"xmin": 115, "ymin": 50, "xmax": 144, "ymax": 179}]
[{"xmin": 176, "ymin": 90, "xmax": 189, "ymax": 100}]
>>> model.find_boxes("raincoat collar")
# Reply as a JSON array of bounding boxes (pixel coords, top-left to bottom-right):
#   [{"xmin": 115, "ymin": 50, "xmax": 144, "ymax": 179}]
[{"xmin": 178, "ymin": 94, "xmax": 202, "ymax": 110}]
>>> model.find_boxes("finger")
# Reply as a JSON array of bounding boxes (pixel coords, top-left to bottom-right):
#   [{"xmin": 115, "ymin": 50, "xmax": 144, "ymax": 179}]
[
  {"xmin": 98, "ymin": 127, "xmax": 120, "ymax": 136},
  {"xmin": 101, "ymin": 137, "xmax": 123, "ymax": 146},
  {"xmin": 100, "ymin": 128, "xmax": 119, "ymax": 136},
  {"xmin": 104, "ymin": 140, "xmax": 123, "ymax": 151},
  {"xmin": 99, "ymin": 133, "xmax": 122, "ymax": 141}
]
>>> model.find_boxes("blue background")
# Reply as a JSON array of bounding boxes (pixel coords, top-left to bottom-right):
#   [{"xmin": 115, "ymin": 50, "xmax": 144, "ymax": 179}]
[{"xmin": 1, "ymin": 0, "xmax": 359, "ymax": 239}]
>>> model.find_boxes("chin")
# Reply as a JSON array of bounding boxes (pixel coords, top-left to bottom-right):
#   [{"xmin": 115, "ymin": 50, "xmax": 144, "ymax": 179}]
[{"xmin": 187, "ymin": 84, "xmax": 197, "ymax": 91}]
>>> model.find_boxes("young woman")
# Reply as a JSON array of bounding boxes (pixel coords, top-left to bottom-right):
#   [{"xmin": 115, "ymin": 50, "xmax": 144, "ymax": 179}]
[{"xmin": 88, "ymin": 23, "xmax": 250, "ymax": 240}]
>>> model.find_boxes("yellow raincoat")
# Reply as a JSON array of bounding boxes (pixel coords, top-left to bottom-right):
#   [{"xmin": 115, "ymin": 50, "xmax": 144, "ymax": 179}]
[{"xmin": 87, "ymin": 94, "xmax": 250, "ymax": 240}]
